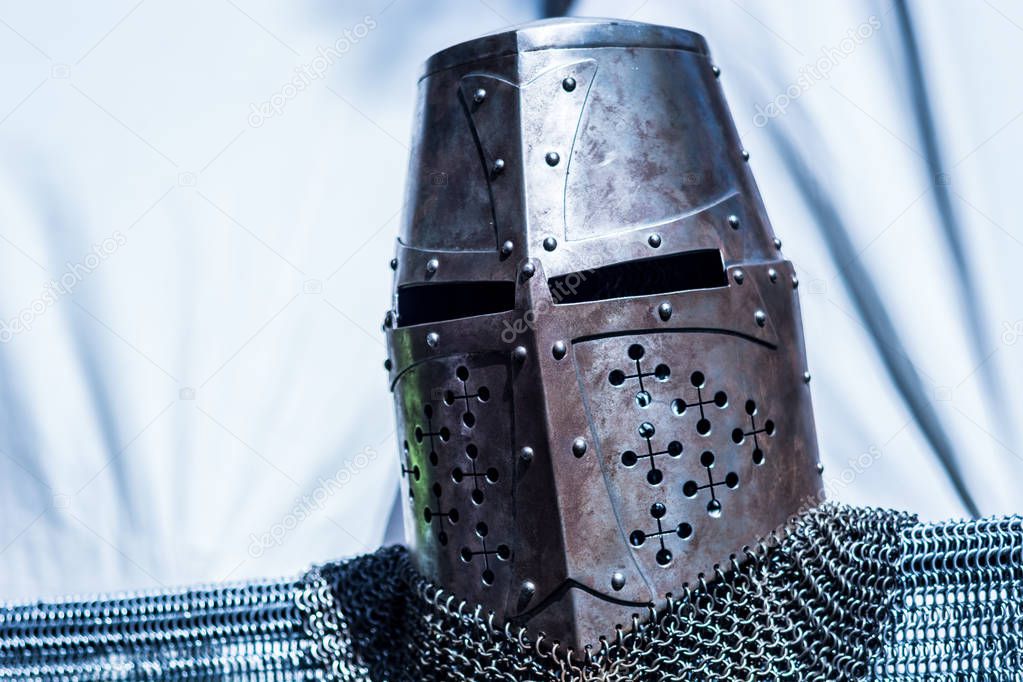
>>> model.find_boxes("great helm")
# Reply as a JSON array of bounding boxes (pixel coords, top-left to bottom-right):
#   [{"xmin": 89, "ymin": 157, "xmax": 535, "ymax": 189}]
[{"xmin": 383, "ymin": 17, "xmax": 824, "ymax": 651}]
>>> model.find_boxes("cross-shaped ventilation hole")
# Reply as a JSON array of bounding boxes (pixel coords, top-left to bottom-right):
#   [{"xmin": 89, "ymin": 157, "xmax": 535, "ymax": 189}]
[
  {"xmin": 443, "ymin": 366, "xmax": 490, "ymax": 428},
  {"xmin": 731, "ymin": 399, "xmax": 775, "ymax": 466},
  {"xmin": 608, "ymin": 343, "xmax": 670, "ymax": 408},
  {"xmin": 628, "ymin": 502, "xmax": 693, "ymax": 567},
  {"xmin": 620, "ymin": 421, "xmax": 683, "ymax": 486}
]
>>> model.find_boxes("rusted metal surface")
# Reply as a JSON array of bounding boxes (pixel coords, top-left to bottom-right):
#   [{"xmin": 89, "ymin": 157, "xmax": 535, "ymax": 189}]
[{"xmin": 384, "ymin": 17, "xmax": 824, "ymax": 651}]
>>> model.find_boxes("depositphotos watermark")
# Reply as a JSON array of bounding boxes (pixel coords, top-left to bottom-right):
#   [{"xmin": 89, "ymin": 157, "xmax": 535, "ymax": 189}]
[
  {"xmin": 1002, "ymin": 320, "xmax": 1023, "ymax": 346},
  {"xmin": 752, "ymin": 16, "xmax": 882, "ymax": 128},
  {"xmin": 500, "ymin": 269, "xmax": 594, "ymax": 343},
  {"xmin": 821, "ymin": 445, "xmax": 883, "ymax": 497},
  {"xmin": 0, "ymin": 231, "xmax": 127, "ymax": 343},
  {"xmin": 248, "ymin": 15, "xmax": 378, "ymax": 128},
  {"xmin": 247, "ymin": 445, "xmax": 379, "ymax": 557}
]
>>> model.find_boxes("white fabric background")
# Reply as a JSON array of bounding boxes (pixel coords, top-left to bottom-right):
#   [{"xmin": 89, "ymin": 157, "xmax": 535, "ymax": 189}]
[{"xmin": 2, "ymin": 0, "xmax": 1021, "ymax": 600}]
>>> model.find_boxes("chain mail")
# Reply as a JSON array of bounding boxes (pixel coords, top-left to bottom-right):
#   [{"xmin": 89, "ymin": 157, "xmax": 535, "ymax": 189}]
[{"xmin": 3, "ymin": 503, "xmax": 1023, "ymax": 681}]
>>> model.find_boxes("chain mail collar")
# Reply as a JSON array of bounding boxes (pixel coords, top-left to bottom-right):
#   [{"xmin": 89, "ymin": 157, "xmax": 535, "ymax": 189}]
[{"xmin": 4, "ymin": 503, "xmax": 1023, "ymax": 680}]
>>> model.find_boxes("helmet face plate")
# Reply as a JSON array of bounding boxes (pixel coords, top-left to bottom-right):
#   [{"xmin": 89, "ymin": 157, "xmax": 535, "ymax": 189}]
[{"xmin": 385, "ymin": 18, "xmax": 824, "ymax": 650}]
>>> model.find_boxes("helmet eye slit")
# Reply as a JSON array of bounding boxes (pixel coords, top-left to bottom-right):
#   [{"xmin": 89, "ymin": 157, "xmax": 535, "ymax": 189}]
[
  {"xmin": 546, "ymin": 248, "xmax": 727, "ymax": 305},
  {"xmin": 396, "ymin": 281, "xmax": 516, "ymax": 327}
]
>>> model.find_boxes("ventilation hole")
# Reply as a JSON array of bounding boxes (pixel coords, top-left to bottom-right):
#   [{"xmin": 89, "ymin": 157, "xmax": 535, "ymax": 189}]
[
  {"xmin": 412, "ymin": 466, "xmax": 420, "ymax": 480},
  {"xmin": 701, "ymin": 451, "xmax": 715, "ymax": 468},
  {"xmin": 765, "ymin": 419, "xmax": 776, "ymax": 435},
  {"xmin": 447, "ymin": 509, "xmax": 459, "ymax": 523},
  {"xmin": 460, "ymin": 548, "xmax": 473, "ymax": 562},
  {"xmin": 671, "ymin": 399, "xmax": 687, "ymax": 416},
  {"xmin": 638, "ymin": 422, "xmax": 656, "ymax": 438},
  {"xmin": 456, "ymin": 366, "xmax": 469, "ymax": 381},
  {"xmin": 475, "ymin": 522, "xmax": 489, "ymax": 537},
  {"xmin": 654, "ymin": 364, "xmax": 671, "ymax": 381},
  {"xmin": 732, "ymin": 428, "xmax": 745, "ymax": 444},
  {"xmin": 628, "ymin": 343, "xmax": 645, "ymax": 360},
  {"xmin": 415, "ymin": 427, "xmax": 424, "ymax": 443},
  {"xmin": 471, "ymin": 490, "xmax": 484, "ymax": 505},
  {"xmin": 697, "ymin": 419, "xmax": 711, "ymax": 435},
  {"xmin": 745, "ymin": 399, "xmax": 757, "ymax": 416},
  {"xmin": 650, "ymin": 502, "xmax": 667, "ymax": 519},
  {"xmin": 647, "ymin": 469, "xmax": 663, "ymax": 486},
  {"xmin": 432, "ymin": 483, "xmax": 442, "ymax": 497},
  {"xmin": 443, "ymin": 390, "xmax": 455, "ymax": 406},
  {"xmin": 424, "ymin": 404, "xmax": 433, "ymax": 418},
  {"xmin": 486, "ymin": 468, "xmax": 499, "ymax": 483},
  {"xmin": 690, "ymin": 371, "xmax": 705, "ymax": 388},
  {"xmin": 438, "ymin": 531, "xmax": 449, "ymax": 545},
  {"xmin": 630, "ymin": 530, "xmax": 647, "ymax": 547},
  {"xmin": 725, "ymin": 472, "xmax": 739, "ymax": 489},
  {"xmin": 683, "ymin": 481, "xmax": 699, "ymax": 497},
  {"xmin": 753, "ymin": 449, "xmax": 765, "ymax": 465},
  {"xmin": 621, "ymin": 450, "xmax": 638, "ymax": 467},
  {"xmin": 609, "ymin": 369, "xmax": 626, "ymax": 386},
  {"xmin": 452, "ymin": 468, "xmax": 464, "ymax": 483},
  {"xmin": 667, "ymin": 441, "xmax": 683, "ymax": 457},
  {"xmin": 429, "ymin": 451, "xmax": 439, "ymax": 466},
  {"xmin": 656, "ymin": 548, "xmax": 673, "ymax": 566},
  {"xmin": 636, "ymin": 390, "xmax": 652, "ymax": 408},
  {"xmin": 462, "ymin": 412, "xmax": 476, "ymax": 428},
  {"xmin": 714, "ymin": 391, "xmax": 728, "ymax": 408},
  {"xmin": 497, "ymin": 545, "xmax": 511, "ymax": 560},
  {"xmin": 477, "ymin": 386, "xmax": 490, "ymax": 402},
  {"xmin": 466, "ymin": 443, "xmax": 478, "ymax": 459},
  {"xmin": 482, "ymin": 569, "xmax": 495, "ymax": 585},
  {"xmin": 677, "ymin": 523, "xmax": 693, "ymax": 539},
  {"xmin": 439, "ymin": 427, "xmax": 451, "ymax": 441},
  {"xmin": 707, "ymin": 500, "xmax": 722, "ymax": 518},
  {"xmin": 423, "ymin": 508, "xmax": 433, "ymax": 523}
]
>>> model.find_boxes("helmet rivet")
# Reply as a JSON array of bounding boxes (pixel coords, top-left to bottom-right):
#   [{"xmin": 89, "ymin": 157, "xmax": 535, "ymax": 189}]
[
  {"xmin": 552, "ymin": 341, "xmax": 567, "ymax": 360},
  {"xmin": 425, "ymin": 258, "xmax": 439, "ymax": 274},
  {"xmin": 733, "ymin": 269, "xmax": 745, "ymax": 284},
  {"xmin": 426, "ymin": 332, "xmax": 439, "ymax": 348},
  {"xmin": 647, "ymin": 233, "xmax": 662, "ymax": 248},
  {"xmin": 727, "ymin": 214, "xmax": 740, "ymax": 230},
  {"xmin": 773, "ymin": 237, "xmax": 783, "ymax": 250},
  {"xmin": 473, "ymin": 87, "xmax": 487, "ymax": 103},
  {"xmin": 545, "ymin": 151, "xmax": 560, "ymax": 167},
  {"xmin": 712, "ymin": 65, "xmax": 721, "ymax": 78},
  {"xmin": 803, "ymin": 371, "xmax": 812, "ymax": 384},
  {"xmin": 816, "ymin": 462, "xmax": 825, "ymax": 474},
  {"xmin": 513, "ymin": 346, "xmax": 527, "ymax": 363},
  {"xmin": 611, "ymin": 572, "xmax": 626, "ymax": 591},
  {"xmin": 768, "ymin": 268, "xmax": 778, "ymax": 283},
  {"xmin": 562, "ymin": 76, "xmax": 577, "ymax": 92},
  {"xmin": 383, "ymin": 310, "xmax": 394, "ymax": 328},
  {"xmin": 501, "ymin": 240, "xmax": 514, "ymax": 256},
  {"xmin": 792, "ymin": 274, "xmax": 799, "ymax": 289},
  {"xmin": 519, "ymin": 446, "xmax": 534, "ymax": 463},
  {"xmin": 543, "ymin": 236, "xmax": 558, "ymax": 252},
  {"xmin": 521, "ymin": 261, "xmax": 536, "ymax": 278},
  {"xmin": 572, "ymin": 438, "xmax": 587, "ymax": 457},
  {"xmin": 741, "ymin": 149, "xmax": 750, "ymax": 162},
  {"xmin": 389, "ymin": 258, "xmax": 398, "ymax": 270},
  {"xmin": 492, "ymin": 158, "xmax": 505, "ymax": 175},
  {"xmin": 383, "ymin": 358, "xmax": 392, "ymax": 371},
  {"xmin": 658, "ymin": 302, "xmax": 672, "ymax": 321},
  {"xmin": 754, "ymin": 310, "xmax": 766, "ymax": 327}
]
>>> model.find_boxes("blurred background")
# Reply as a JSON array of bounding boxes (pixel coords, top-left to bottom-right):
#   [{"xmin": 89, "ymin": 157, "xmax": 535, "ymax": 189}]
[{"xmin": 2, "ymin": 0, "xmax": 1021, "ymax": 600}]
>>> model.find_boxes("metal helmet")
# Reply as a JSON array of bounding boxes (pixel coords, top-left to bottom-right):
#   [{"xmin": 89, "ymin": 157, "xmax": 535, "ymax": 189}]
[{"xmin": 383, "ymin": 17, "xmax": 824, "ymax": 651}]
